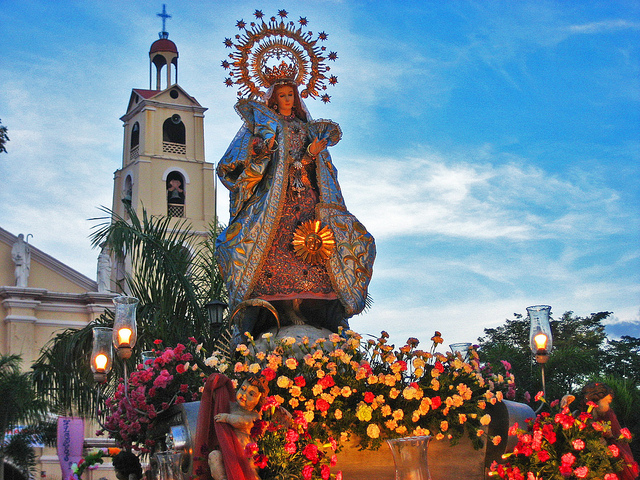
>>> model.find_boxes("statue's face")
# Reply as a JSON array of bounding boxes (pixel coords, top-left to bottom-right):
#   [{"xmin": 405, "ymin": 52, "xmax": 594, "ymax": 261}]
[
  {"xmin": 275, "ymin": 85, "xmax": 295, "ymax": 115},
  {"xmin": 237, "ymin": 381, "xmax": 261, "ymax": 411}
]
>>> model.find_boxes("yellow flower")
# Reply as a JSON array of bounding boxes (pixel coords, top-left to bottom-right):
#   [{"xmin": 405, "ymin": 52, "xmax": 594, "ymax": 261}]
[
  {"xmin": 413, "ymin": 357, "xmax": 426, "ymax": 369},
  {"xmin": 248, "ymin": 363, "xmax": 261, "ymax": 374},
  {"xmin": 289, "ymin": 398, "xmax": 299, "ymax": 408},
  {"xmin": 290, "ymin": 386, "xmax": 302, "ymax": 397},
  {"xmin": 440, "ymin": 421, "xmax": 449, "ymax": 432},
  {"xmin": 496, "ymin": 391, "xmax": 504, "ymax": 402},
  {"xmin": 412, "ymin": 412, "xmax": 420, "ymax": 422},
  {"xmin": 282, "ymin": 336, "xmax": 296, "ymax": 346},
  {"xmin": 384, "ymin": 374, "xmax": 397, "ymax": 386},
  {"xmin": 389, "ymin": 388, "xmax": 400, "ymax": 399},
  {"xmin": 480, "ymin": 414, "xmax": 491, "ymax": 426},
  {"xmin": 414, "ymin": 367, "xmax": 424, "ymax": 378},
  {"xmin": 418, "ymin": 398, "xmax": 431, "ymax": 415},
  {"xmin": 435, "ymin": 433, "xmax": 444, "ymax": 440},
  {"xmin": 458, "ymin": 414, "xmax": 467, "ymax": 424},
  {"xmin": 274, "ymin": 395, "xmax": 285, "ymax": 405},
  {"xmin": 312, "ymin": 384, "xmax": 323, "ymax": 396},
  {"xmin": 276, "ymin": 376, "xmax": 292, "ymax": 389},
  {"xmin": 367, "ymin": 424, "xmax": 381, "ymax": 439},
  {"xmin": 385, "ymin": 419, "xmax": 398, "ymax": 430},
  {"xmin": 476, "ymin": 429, "xmax": 485, "ymax": 437},
  {"xmin": 334, "ymin": 409, "xmax": 343, "ymax": 420},
  {"xmin": 492, "ymin": 436, "xmax": 502, "ymax": 446},
  {"xmin": 256, "ymin": 352, "xmax": 266, "ymax": 360},
  {"xmin": 381, "ymin": 405, "xmax": 392, "ymax": 417},
  {"xmin": 430, "ymin": 379, "xmax": 440, "ymax": 390},
  {"xmin": 285, "ymin": 357, "xmax": 298, "ymax": 370},
  {"xmin": 395, "ymin": 426, "xmax": 408, "ymax": 435},
  {"xmin": 329, "ymin": 333, "xmax": 342, "ymax": 343},
  {"xmin": 368, "ymin": 375, "xmax": 378, "ymax": 385},
  {"xmin": 261, "ymin": 332, "xmax": 273, "ymax": 340},
  {"xmin": 392, "ymin": 409, "xmax": 404, "ymax": 421},
  {"xmin": 413, "ymin": 427, "xmax": 430, "ymax": 436},
  {"xmin": 402, "ymin": 386, "xmax": 418, "ymax": 400},
  {"xmin": 303, "ymin": 410, "xmax": 315, "ymax": 423},
  {"xmin": 341, "ymin": 386, "xmax": 352, "ymax": 398},
  {"xmin": 356, "ymin": 403, "xmax": 373, "ymax": 422}
]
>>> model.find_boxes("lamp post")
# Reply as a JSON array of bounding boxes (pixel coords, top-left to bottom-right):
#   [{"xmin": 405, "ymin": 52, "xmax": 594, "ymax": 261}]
[
  {"xmin": 112, "ymin": 296, "xmax": 139, "ymax": 360},
  {"xmin": 91, "ymin": 327, "xmax": 114, "ymax": 383},
  {"xmin": 205, "ymin": 299, "xmax": 228, "ymax": 338},
  {"xmin": 528, "ymin": 305, "xmax": 553, "ymax": 400}
]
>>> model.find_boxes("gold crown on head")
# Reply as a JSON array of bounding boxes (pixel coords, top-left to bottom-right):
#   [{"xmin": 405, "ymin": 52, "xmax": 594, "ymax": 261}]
[{"xmin": 264, "ymin": 61, "xmax": 298, "ymax": 86}]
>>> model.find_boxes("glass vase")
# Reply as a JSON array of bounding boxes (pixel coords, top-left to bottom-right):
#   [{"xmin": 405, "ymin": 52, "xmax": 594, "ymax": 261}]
[
  {"xmin": 386, "ymin": 435, "xmax": 432, "ymax": 480},
  {"xmin": 154, "ymin": 452, "xmax": 183, "ymax": 480}
]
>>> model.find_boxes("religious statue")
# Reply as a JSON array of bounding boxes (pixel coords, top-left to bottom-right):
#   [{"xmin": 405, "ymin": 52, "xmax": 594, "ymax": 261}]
[
  {"xmin": 215, "ymin": 10, "xmax": 376, "ymax": 343},
  {"xmin": 11, "ymin": 233, "xmax": 31, "ymax": 287},
  {"xmin": 97, "ymin": 243, "xmax": 112, "ymax": 293},
  {"xmin": 193, "ymin": 373, "xmax": 269, "ymax": 480}
]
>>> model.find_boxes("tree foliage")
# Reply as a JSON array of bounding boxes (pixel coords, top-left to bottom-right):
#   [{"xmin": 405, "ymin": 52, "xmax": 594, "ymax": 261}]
[
  {"xmin": 477, "ymin": 311, "xmax": 640, "ymax": 459},
  {"xmin": 31, "ymin": 206, "xmax": 229, "ymax": 418},
  {"xmin": 0, "ymin": 119, "xmax": 8, "ymax": 154},
  {"xmin": 0, "ymin": 354, "xmax": 56, "ymax": 480}
]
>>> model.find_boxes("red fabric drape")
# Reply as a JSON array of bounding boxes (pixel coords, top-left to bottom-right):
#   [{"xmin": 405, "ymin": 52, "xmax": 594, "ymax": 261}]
[
  {"xmin": 601, "ymin": 410, "xmax": 639, "ymax": 480},
  {"xmin": 192, "ymin": 374, "xmax": 257, "ymax": 480}
]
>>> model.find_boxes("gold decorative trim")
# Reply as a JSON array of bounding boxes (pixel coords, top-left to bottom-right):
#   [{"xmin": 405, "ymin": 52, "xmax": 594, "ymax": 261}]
[{"xmin": 292, "ymin": 220, "xmax": 335, "ymax": 264}]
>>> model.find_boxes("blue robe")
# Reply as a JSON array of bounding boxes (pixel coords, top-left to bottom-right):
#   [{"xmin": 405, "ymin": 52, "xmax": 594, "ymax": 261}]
[{"xmin": 215, "ymin": 99, "xmax": 375, "ymax": 321}]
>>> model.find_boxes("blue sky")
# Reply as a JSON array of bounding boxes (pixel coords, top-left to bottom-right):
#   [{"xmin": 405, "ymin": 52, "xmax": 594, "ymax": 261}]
[{"xmin": 1, "ymin": 0, "xmax": 639, "ymax": 347}]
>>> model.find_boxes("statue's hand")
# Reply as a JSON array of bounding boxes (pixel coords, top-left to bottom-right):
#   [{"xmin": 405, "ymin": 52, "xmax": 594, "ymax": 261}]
[
  {"xmin": 308, "ymin": 137, "xmax": 328, "ymax": 157},
  {"xmin": 214, "ymin": 413, "xmax": 228, "ymax": 423}
]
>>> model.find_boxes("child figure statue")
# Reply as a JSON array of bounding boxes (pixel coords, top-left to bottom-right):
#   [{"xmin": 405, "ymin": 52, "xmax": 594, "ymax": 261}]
[{"xmin": 193, "ymin": 374, "xmax": 268, "ymax": 480}]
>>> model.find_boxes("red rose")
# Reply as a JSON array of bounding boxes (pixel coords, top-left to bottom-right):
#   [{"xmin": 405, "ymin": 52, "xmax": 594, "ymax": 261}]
[
  {"xmin": 294, "ymin": 376, "xmax": 306, "ymax": 387},
  {"xmin": 431, "ymin": 396, "xmax": 442, "ymax": 409},
  {"xmin": 364, "ymin": 392, "xmax": 375, "ymax": 403},
  {"xmin": 261, "ymin": 367, "xmax": 277, "ymax": 382}
]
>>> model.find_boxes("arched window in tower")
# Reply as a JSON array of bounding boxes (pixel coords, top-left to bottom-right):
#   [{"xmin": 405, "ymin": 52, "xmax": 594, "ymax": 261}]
[
  {"xmin": 166, "ymin": 171, "xmax": 185, "ymax": 217},
  {"xmin": 130, "ymin": 122, "xmax": 140, "ymax": 161},
  {"xmin": 162, "ymin": 115, "xmax": 186, "ymax": 155}
]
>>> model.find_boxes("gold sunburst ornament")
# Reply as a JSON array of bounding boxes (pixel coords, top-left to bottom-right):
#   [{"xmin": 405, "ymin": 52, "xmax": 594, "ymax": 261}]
[
  {"xmin": 221, "ymin": 9, "xmax": 338, "ymax": 103},
  {"xmin": 292, "ymin": 220, "xmax": 335, "ymax": 264}
]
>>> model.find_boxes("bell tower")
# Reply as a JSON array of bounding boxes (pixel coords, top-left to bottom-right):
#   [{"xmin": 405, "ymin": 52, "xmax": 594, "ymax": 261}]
[
  {"xmin": 110, "ymin": 6, "xmax": 215, "ymax": 288},
  {"xmin": 112, "ymin": 6, "xmax": 215, "ymax": 230}
]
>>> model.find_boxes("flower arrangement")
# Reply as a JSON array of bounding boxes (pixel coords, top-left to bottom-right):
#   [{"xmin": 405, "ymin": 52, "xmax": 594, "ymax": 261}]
[
  {"xmin": 100, "ymin": 341, "xmax": 203, "ymax": 452},
  {"xmin": 69, "ymin": 447, "xmax": 121, "ymax": 480},
  {"xmin": 247, "ymin": 397, "xmax": 341, "ymax": 480},
  {"xmin": 489, "ymin": 394, "xmax": 632, "ymax": 480},
  {"xmin": 224, "ymin": 329, "xmax": 510, "ymax": 451}
]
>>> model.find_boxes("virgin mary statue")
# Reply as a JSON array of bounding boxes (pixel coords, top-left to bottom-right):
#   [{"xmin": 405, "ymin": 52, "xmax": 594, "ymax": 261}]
[{"xmin": 215, "ymin": 12, "xmax": 375, "ymax": 343}]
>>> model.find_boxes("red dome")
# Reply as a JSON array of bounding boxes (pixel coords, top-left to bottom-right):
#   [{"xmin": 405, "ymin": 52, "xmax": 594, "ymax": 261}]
[{"xmin": 150, "ymin": 38, "xmax": 178, "ymax": 54}]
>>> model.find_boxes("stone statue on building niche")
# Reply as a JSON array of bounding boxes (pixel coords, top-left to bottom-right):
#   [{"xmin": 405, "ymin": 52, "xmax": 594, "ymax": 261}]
[
  {"xmin": 11, "ymin": 233, "xmax": 31, "ymax": 287},
  {"xmin": 97, "ymin": 243, "xmax": 112, "ymax": 293}
]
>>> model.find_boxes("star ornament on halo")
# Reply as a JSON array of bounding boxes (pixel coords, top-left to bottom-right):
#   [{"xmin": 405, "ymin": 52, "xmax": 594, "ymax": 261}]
[
  {"xmin": 221, "ymin": 9, "xmax": 339, "ymax": 102},
  {"xmin": 292, "ymin": 220, "xmax": 335, "ymax": 264}
]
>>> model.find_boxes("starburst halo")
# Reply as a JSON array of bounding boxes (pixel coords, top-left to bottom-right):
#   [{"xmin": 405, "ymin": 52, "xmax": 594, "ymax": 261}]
[
  {"xmin": 221, "ymin": 9, "xmax": 338, "ymax": 103},
  {"xmin": 292, "ymin": 220, "xmax": 336, "ymax": 264}
]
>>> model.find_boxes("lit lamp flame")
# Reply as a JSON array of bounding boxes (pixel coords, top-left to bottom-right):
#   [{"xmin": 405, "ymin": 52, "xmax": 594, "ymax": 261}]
[
  {"xmin": 94, "ymin": 353, "xmax": 109, "ymax": 372},
  {"xmin": 117, "ymin": 328, "xmax": 133, "ymax": 347},
  {"xmin": 533, "ymin": 333, "xmax": 548, "ymax": 352}
]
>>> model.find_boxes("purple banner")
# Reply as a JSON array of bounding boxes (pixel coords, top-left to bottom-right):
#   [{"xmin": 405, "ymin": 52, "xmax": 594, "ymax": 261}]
[{"xmin": 57, "ymin": 417, "xmax": 84, "ymax": 480}]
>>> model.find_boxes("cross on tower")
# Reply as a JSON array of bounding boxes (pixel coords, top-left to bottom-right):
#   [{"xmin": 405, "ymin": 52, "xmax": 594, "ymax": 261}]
[{"xmin": 157, "ymin": 4, "xmax": 171, "ymax": 39}]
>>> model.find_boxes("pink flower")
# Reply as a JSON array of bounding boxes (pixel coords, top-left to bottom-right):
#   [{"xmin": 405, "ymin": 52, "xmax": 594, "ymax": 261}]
[
  {"xmin": 302, "ymin": 464, "xmax": 314, "ymax": 480},
  {"xmin": 574, "ymin": 466, "xmax": 589, "ymax": 478},
  {"xmin": 534, "ymin": 391, "xmax": 544, "ymax": 402},
  {"xmin": 253, "ymin": 454, "xmax": 268, "ymax": 469},
  {"xmin": 524, "ymin": 391, "xmax": 531, "ymax": 403},
  {"xmin": 303, "ymin": 444, "xmax": 319, "ymax": 463},
  {"xmin": 609, "ymin": 444, "xmax": 620, "ymax": 457},
  {"xmin": 620, "ymin": 427, "xmax": 632, "ymax": 440},
  {"xmin": 604, "ymin": 474, "xmax": 619, "ymax": 480},
  {"xmin": 321, "ymin": 465, "xmax": 331, "ymax": 480},
  {"xmin": 284, "ymin": 442, "xmax": 297, "ymax": 454},
  {"xmin": 561, "ymin": 452, "xmax": 576, "ymax": 466},
  {"xmin": 537, "ymin": 450, "xmax": 550, "ymax": 462},
  {"xmin": 175, "ymin": 364, "xmax": 187, "ymax": 374},
  {"xmin": 572, "ymin": 438, "xmax": 585, "ymax": 450}
]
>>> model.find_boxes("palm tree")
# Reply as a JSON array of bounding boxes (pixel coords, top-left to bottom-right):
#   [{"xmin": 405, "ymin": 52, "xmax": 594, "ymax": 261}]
[
  {"xmin": 0, "ymin": 354, "xmax": 56, "ymax": 480},
  {"xmin": 32, "ymin": 205, "xmax": 229, "ymax": 418}
]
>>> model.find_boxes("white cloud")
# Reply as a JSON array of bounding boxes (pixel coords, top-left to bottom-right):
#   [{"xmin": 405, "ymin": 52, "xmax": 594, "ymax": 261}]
[{"xmin": 568, "ymin": 20, "xmax": 640, "ymax": 34}]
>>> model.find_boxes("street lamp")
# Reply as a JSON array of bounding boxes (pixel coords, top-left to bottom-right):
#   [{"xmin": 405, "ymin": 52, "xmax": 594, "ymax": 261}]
[
  {"xmin": 112, "ymin": 296, "xmax": 139, "ymax": 360},
  {"xmin": 205, "ymin": 299, "xmax": 228, "ymax": 338},
  {"xmin": 91, "ymin": 327, "xmax": 114, "ymax": 383},
  {"xmin": 528, "ymin": 305, "xmax": 552, "ymax": 402}
]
